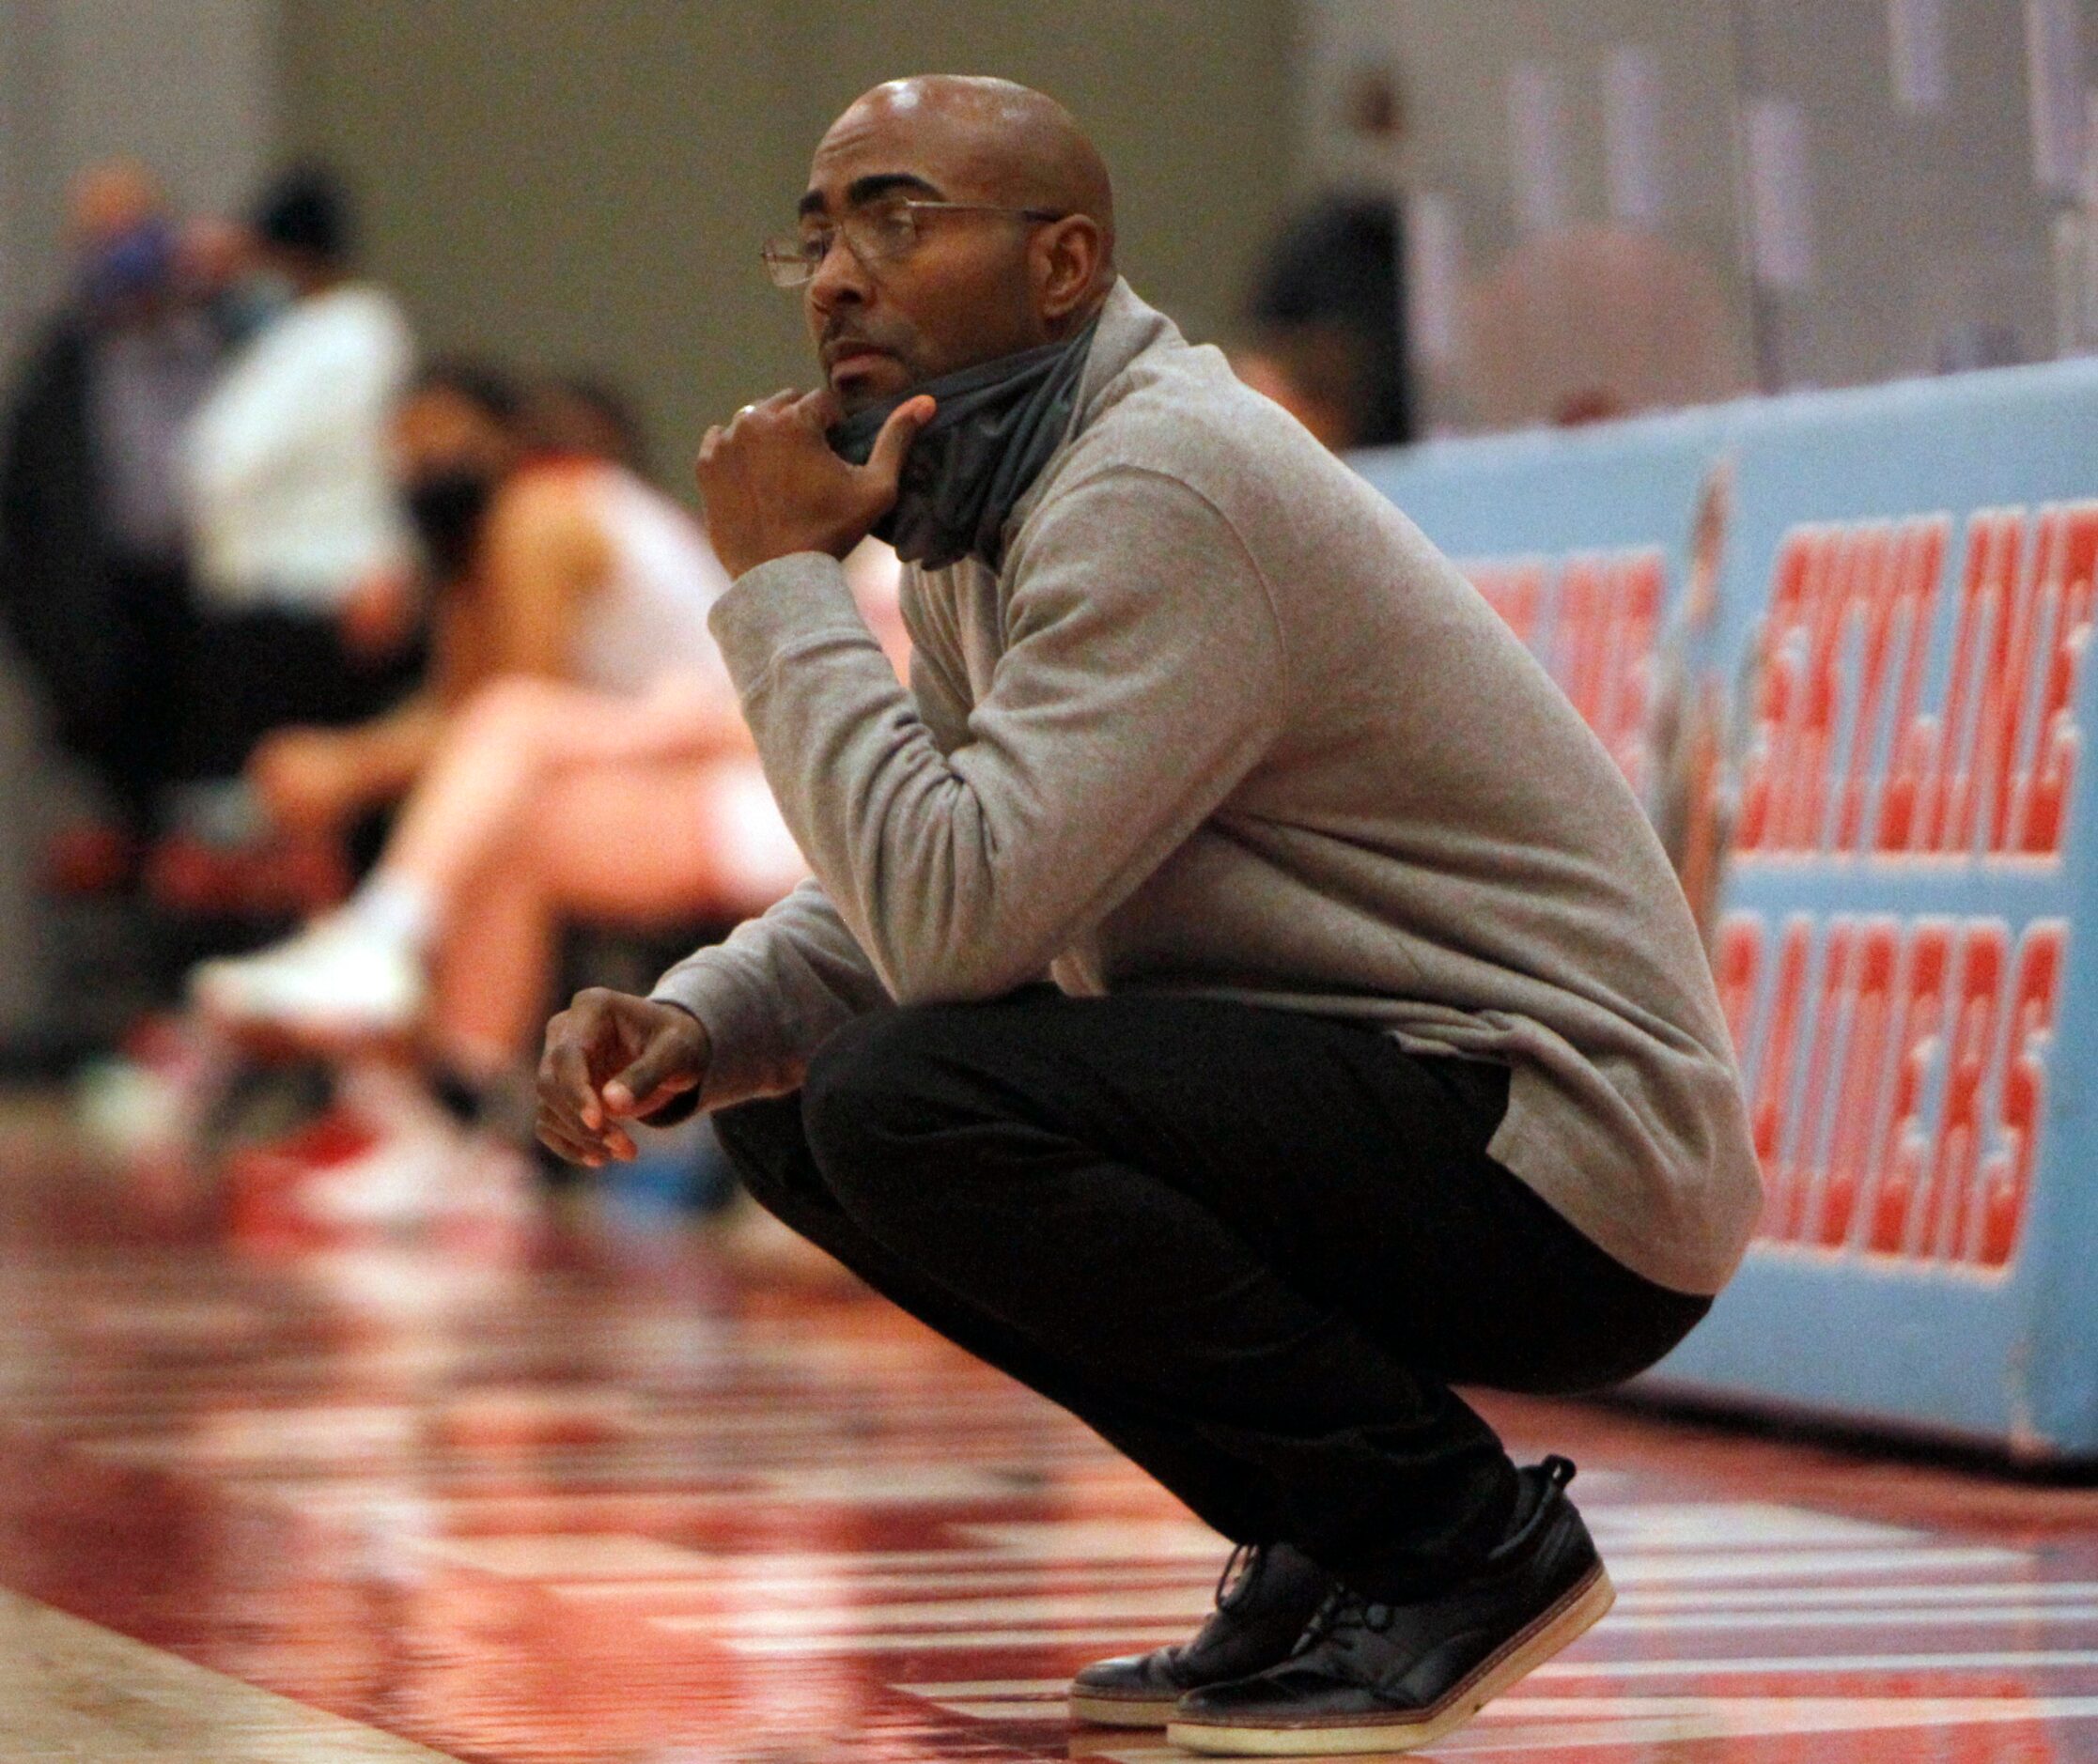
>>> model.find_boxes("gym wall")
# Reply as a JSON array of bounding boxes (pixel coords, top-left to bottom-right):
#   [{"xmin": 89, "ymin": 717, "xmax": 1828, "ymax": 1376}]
[{"xmin": 277, "ymin": 0, "xmax": 1299, "ymax": 484}]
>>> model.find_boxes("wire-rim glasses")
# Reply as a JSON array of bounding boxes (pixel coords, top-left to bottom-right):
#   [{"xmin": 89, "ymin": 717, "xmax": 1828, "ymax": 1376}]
[{"xmin": 762, "ymin": 199, "xmax": 1065, "ymax": 287}]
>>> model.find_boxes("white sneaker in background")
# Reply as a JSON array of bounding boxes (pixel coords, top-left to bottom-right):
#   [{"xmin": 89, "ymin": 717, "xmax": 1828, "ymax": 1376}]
[
  {"xmin": 298, "ymin": 1120, "xmax": 457, "ymax": 1228},
  {"xmin": 323, "ymin": 1063, "xmax": 536, "ymax": 1238},
  {"xmin": 73, "ymin": 1015, "xmax": 229, "ymax": 1172},
  {"xmin": 300, "ymin": 1063, "xmax": 455, "ymax": 1227},
  {"xmin": 190, "ymin": 914, "xmax": 427, "ymax": 1041},
  {"xmin": 74, "ymin": 1055, "xmax": 190, "ymax": 1165}
]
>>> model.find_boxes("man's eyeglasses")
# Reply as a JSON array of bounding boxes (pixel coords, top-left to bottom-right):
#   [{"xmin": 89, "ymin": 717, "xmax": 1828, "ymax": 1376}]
[{"xmin": 762, "ymin": 198, "xmax": 1065, "ymax": 287}]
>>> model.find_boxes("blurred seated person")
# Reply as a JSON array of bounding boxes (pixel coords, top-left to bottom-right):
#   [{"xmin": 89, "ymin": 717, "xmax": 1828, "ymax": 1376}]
[
  {"xmin": 1228, "ymin": 324, "xmax": 1379, "ymax": 453},
  {"xmin": 216, "ymin": 359, "xmax": 528, "ymax": 852},
  {"xmin": 178, "ymin": 166, "xmax": 419, "ymax": 790},
  {"xmin": 192, "ymin": 370, "xmax": 898, "ymax": 1121}
]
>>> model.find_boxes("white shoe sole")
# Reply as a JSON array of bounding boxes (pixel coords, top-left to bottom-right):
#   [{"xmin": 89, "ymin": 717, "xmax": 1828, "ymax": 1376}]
[
  {"xmin": 1068, "ymin": 1688, "xmax": 1181, "ymax": 1727},
  {"xmin": 1164, "ymin": 1562, "xmax": 1615, "ymax": 1756},
  {"xmin": 194, "ymin": 1000, "xmax": 421, "ymax": 1063}
]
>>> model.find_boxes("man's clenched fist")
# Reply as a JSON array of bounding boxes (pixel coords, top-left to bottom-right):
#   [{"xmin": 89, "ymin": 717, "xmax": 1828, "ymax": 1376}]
[
  {"xmin": 536, "ymin": 989, "xmax": 710, "ymax": 1166},
  {"xmin": 695, "ymin": 387, "xmax": 933, "ymax": 579}
]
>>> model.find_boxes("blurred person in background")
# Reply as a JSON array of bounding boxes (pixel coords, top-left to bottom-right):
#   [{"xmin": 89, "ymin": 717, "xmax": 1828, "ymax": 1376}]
[
  {"xmin": 1227, "ymin": 328, "xmax": 1372, "ymax": 453},
  {"xmin": 0, "ymin": 161, "xmax": 223, "ymax": 865},
  {"xmin": 204, "ymin": 358, "xmax": 528, "ymax": 871},
  {"xmin": 1242, "ymin": 64, "xmax": 1415, "ymax": 451},
  {"xmin": 75, "ymin": 362, "xmax": 512, "ymax": 1196},
  {"xmin": 178, "ymin": 166, "xmax": 420, "ymax": 807},
  {"xmin": 187, "ymin": 361, "xmax": 832, "ymax": 1223}
]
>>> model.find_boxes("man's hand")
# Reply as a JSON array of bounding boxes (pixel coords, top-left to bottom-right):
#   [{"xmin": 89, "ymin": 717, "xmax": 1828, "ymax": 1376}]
[
  {"xmin": 696, "ymin": 388, "xmax": 934, "ymax": 579},
  {"xmin": 536, "ymin": 989, "xmax": 710, "ymax": 1167}
]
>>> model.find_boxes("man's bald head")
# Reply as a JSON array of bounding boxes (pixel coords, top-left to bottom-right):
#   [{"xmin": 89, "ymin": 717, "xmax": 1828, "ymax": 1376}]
[
  {"xmin": 794, "ymin": 76, "xmax": 1119, "ymax": 409},
  {"xmin": 821, "ymin": 76, "xmax": 1115, "ymax": 269}
]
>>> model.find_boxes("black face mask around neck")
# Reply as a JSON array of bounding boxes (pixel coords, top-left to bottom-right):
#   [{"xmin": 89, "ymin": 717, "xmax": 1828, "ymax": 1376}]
[{"xmin": 827, "ymin": 317, "xmax": 1099, "ymax": 571}]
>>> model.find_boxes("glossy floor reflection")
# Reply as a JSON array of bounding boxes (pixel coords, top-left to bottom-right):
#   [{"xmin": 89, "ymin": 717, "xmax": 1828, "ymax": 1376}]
[{"xmin": 4, "ymin": 1108, "xmax": 2098, "ymax": 1762}]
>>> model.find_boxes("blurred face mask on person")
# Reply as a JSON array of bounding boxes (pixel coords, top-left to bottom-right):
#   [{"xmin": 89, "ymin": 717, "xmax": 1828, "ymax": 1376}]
[
  {"xmin": 391, "ymin": 383, "xmax": 518, "ymax": 582},
  {"xmin": 213, "ymin": 267, "xmax": 295, "ymax": 343},
  {"xmin": 76, "ymin": 217, "xmax": 178, "ymax": 321}
]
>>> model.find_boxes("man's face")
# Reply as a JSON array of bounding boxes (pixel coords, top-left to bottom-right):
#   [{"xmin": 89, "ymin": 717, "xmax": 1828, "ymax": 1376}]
[{"xmin": 798, "ymin": 101, "xmax": 1050, "ymax": 413}]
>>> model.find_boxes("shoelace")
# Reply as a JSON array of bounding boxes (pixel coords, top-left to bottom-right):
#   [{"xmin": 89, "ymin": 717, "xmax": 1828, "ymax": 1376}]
[
  {"xmin": 1292, "ymin": 1587, "xmax": 1393, "ymax": 1654},
  {"xmin": 1213, "ymin": 1540, "xmax": 1258, "ymax": 1609}
]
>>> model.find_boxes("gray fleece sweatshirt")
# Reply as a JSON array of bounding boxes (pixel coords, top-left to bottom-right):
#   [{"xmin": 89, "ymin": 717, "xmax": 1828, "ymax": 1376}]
[{"xmin": 654, "ymin": 280, "xmax": 1763, "ymax": 1297}]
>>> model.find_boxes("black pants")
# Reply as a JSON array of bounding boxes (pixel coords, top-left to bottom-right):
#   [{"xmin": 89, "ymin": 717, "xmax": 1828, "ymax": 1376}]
[
  {"xmin": 38, "ymin": 556, "xmax": 194, "ymax": 834},
  {"xmin": 177, "ymin": 604, "xmax": 425, "ymax": 783},
  {"xmin": 714, "ymin": 988, "xmax": 1708, "ymax": 1601},
  {"xmin": 103, "ymin": 559, "xmax": 196, "ymax": 830}
]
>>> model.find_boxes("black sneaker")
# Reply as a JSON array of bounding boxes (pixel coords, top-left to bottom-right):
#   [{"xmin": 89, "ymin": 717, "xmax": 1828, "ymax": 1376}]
[
  {"xmin": 1067, "ymin": 1541, "xmax": 1336, "ymax": 1727},
  {"xmin": 1166, "ymin": 1458, "xmax": 1612, "ymax": 1756}
]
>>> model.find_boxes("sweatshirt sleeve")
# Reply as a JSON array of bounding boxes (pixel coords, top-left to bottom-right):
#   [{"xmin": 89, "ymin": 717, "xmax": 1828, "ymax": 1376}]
[
  {"xmin": 705, "ymin": 466, "xmax": 1291, "ymax": 1007},
  {"xmin": 649, "ymin": 878, "xmax": 892, "ymax": 1108}
]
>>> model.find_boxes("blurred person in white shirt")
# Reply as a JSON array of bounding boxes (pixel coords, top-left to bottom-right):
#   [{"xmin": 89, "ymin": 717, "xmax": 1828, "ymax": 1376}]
[{"xmin": 178, "ymin": 167, "xmax": 419, "ymax": 792}]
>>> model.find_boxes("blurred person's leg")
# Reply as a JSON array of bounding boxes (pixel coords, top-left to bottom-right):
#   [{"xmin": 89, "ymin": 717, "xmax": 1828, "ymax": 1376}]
[
  {"xmin": 379, "ymin": 674, "xmax": 741, "ymax": 911},
  {"xmin": 202, "ymin": 749, "xmax": 799, "ymax": 1232},
  {"xmin": 161, "ymin": 605, "xmax": 418, "ymax": 927},
  {"xmin": 429, "ymin": 755, "xmax": 803, "ymax": 1077},
  {"xmin": 98, "ymin": 557, "xmax": 194, "ymax": 837},
  {"xmin": 192, "ymin": 676, "xmax": 779, "ymax": 1045},
  {"xmin": 178, "ymin": 606, "xmax": 412, "ymax": 783}
]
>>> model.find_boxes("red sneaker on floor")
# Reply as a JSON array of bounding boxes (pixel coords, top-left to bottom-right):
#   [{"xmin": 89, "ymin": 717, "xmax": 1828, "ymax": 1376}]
[
  {"xmin": 225, "ymin": 1107, "xmax": 381, "ymax": 1250},
  {"xmin": 226, "ymin": 1098, "xmax": 537, "ymax": 1261}
]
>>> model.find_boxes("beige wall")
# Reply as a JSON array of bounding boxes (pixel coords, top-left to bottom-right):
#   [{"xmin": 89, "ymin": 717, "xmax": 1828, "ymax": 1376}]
[
  {"xmin": 1302, "ymin": 0, "xmax": 1753, "ymax": 429},
  {"xmin": 1306, "ymin": 0, "xmax": 2098, "ymax": 417},
  {"xmin": 1, "ymin": 0, "xmax": 278, "ymax": 339},
  {"xmin": 280, "ymin": 0, "xmax": 1298, "ymax": 484}
]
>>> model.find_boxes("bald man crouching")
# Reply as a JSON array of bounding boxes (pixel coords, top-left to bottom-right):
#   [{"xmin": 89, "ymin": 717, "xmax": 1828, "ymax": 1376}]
[{"xmin": 537, "ymin": 76, "xmax": 1759, "ymax": 1756}]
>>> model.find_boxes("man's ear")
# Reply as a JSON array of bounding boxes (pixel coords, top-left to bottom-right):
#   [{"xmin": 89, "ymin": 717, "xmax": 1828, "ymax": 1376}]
[{"xmin": 1034, "ymin": 215, "xmax": 1107, "ymax": 325}]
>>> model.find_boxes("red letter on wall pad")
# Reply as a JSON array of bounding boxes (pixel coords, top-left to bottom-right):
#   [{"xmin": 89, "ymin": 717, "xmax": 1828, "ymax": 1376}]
[
  {"xmin": 1975, "ymin": 921, "xmax": 2066, "ymax": 1269},
  {"xmin": 1864, "ymin": 919, "xmax": 1953, "ymax": 1256}
]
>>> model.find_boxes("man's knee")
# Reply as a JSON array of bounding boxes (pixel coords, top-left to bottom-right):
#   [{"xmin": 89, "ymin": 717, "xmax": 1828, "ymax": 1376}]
[
  {"xmin": 804, "ymin": 1006, "xmax": 947, "ymax": 1151},
  {"xmin": 710, "ymin": 1093, "xmax": 830, "ymax": 1221},
  {"xmin": 800, "ymin": 1002, "xmax": 997, "ymax": 1229}
]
